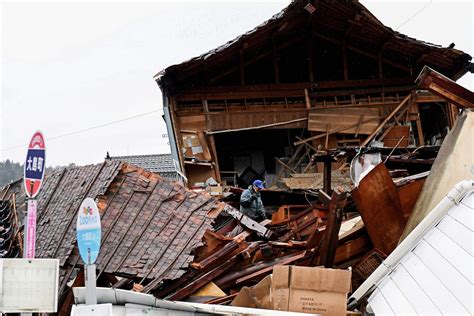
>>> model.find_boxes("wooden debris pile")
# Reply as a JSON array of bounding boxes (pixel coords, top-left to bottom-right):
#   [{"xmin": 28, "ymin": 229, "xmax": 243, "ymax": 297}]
[{"xmin": 144, "ymin": 160, "xmax": 429, "ymax": 305}]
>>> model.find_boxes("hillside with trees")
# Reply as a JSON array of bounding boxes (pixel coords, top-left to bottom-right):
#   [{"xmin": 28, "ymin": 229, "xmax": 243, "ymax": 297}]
[
  {"xmin": 0, "ymin": 160, "xmax": 23, "ymax": 188},
  {"xmin": 0, "ymin": 160, "xmax": 64, "ymax": 188}
]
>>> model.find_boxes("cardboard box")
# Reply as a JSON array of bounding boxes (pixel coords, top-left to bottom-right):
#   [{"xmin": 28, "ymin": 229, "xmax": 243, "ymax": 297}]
[
  {"xmin": 231, "ymin": 275, "xmax": 272, "ymax": 309},
  {"xmin": 272, "ymin": 266, "xmax": 351, "ymax": 316},
  {"xmin": 205, "ymin": 185, "xmax": 222, "ymax": 196}
]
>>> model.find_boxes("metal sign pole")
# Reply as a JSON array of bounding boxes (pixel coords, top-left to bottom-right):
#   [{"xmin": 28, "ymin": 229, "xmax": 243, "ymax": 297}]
[
  {"xmin": 85, "ymin": 264, "xmax": 97, "ymax": 305},
  {"xmin": 23, "ymin": 198, "xmax": 37, "ymax": 259},
  {"xmin": 21, "ymin": 201, "xmax": 32, "ymax": 316}
]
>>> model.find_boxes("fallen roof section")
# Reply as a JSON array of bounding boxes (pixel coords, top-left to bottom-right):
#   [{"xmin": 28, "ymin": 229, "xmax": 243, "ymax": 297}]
[
  {"xmin": 348, "ymin": 180, "xmax": 474, "ymax": 314},
  {"xmin": 0, "ymin": 160, "xmax": 223, "ymax": 297}
]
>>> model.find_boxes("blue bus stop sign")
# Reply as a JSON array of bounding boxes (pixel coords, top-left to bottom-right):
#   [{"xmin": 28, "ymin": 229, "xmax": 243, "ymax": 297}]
[{"xmin": 76, "ymin": 198, "xmax": 101, "ymax": 265}]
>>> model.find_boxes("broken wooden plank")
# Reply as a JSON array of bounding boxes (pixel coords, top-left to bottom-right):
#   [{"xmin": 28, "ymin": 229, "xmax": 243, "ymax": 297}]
[
  {"xmin": 191, "ymin": 239, "xmax": 244, "ymax": 270},
  {"xmin": 224, "ymin": 206, "xmax": 272, "ymax": 238},
  {"xmin": 294, "ymin": 117, "xmax": 379, "ymax": 145},
  {"xmin": 334, "ymin": 234, "xmax": 372, "ymax": 265},
  {"xmin": 276, "ymin": 157, "xmax": 298, "ymax": 174},
  {"xmin": 277, "ymin": 144, "xmax": 305, "ymax": 178},
  {"xmin": 234, "ymin": 252, "xmax": 306, "ymax": 286},
  {"xmin": 308, "ymin": 107, "xmax": 380, "ymax": 134},
  {"xmin": 317, "ymin": 193, "xmax": 346, "ymax": 267},
  {"xmin": 351, "ymin": 164, "xmax": 407, "ymax": 254},
  {"xmin": 206, "ymin": 117, "xmax": 308, "ymax": 135},
  {"xmin": 354, "ymin": 114, "xmax": 365, "ymax": 137},
  {"xmin": 167, "ymin": 242, "xmax": 260, "ymax": 301},
  {"xmin": 416, "ymin": 66, "xmax": 474, "ymax": 108}
]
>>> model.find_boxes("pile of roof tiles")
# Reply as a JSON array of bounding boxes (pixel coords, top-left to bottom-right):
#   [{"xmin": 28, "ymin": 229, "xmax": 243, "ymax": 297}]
[
  {"xmin": 0, "ymin": 161, "xmax": 226, "ymax": 311},
  {"xmin": 0, "ymin": 200, "xmax": 21, "ymax": 258}
]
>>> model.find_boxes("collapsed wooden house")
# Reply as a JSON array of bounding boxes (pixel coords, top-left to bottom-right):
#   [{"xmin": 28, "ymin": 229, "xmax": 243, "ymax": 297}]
[{"xmin": 155, "ymin": 0, "xmax": 472, "ymax": 189}]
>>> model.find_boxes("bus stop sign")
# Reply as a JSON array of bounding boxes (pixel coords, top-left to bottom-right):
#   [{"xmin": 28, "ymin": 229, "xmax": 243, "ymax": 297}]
[
  {"xmin": 76, "ymin": 198, "xmax": 101, "ymax": 265},
  {"xmin": 23, "ymin": 131, "xmax": 46, "ymax": 198}
]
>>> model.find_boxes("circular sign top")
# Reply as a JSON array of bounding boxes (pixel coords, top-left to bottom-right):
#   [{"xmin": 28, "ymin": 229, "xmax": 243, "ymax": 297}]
[
  {"xmin": 23, "ymin": 131, "xmax": 46, "ymax": 198},
  {"xmin": 76, "ymin": 198, "xmax": 102, "ymax": 265},
  {"xmin": 28, "ymin": 131, "xmax": 46, "ymax": 149}
]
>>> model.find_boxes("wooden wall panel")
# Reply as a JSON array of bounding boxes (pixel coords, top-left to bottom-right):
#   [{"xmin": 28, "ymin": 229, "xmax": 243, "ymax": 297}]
[
  {"xmin": 205, "ymin": 109, "xmax": 308, "ymax": 131},
  {"xmin": 179, "ymin": 115, "xmax": 206, "ymax": 131},
  {"xmin": 308, "ymin": 107, "xmax": 380, "ymax": 134}
]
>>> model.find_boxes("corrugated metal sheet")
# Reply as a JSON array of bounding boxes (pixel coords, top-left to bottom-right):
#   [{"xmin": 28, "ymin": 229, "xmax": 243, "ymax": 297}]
[{"xmin": 366, "ymin": 185, "xmax": 473, "ymax": 314}]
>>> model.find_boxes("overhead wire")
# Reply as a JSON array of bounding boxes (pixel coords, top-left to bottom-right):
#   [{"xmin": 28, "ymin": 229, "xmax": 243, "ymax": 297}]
[
  {"xmin": 0, "ymin": 109, "xmax": 161, "ymax": 152},
  {"xmin": 396, "ymin": 0, "xmax": 433, "ymax": 30}
]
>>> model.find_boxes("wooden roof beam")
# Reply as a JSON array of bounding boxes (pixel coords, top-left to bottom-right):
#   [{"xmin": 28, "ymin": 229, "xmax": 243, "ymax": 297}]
[
  {"xmin": 175, "ymin": 79, "xmax": 415, "ymax": 101},
  {"xmin": 313, "ymin": 31, "xmax": 411, "ymax": 74},
  {"xmin": 209, "ymin": 32, "xmax": 306, "ymax": 84}
]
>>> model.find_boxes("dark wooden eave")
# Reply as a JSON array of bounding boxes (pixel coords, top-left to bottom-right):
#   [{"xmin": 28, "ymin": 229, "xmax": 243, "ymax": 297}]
[
  {"xmin": 416, "ymin": 66, "xmax": 474, "ymax": 108},
  {"xmin": 155, "ymin": 0, "xmax": 472, "ymax": 94}
]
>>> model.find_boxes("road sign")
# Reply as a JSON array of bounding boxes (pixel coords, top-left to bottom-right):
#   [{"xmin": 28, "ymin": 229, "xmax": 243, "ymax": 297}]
[
  {"xmin": 76, "ymin": 198, "xmax": 101, "ymax": 265},
  {"xmin": 23, "ymin": 131, "xmax": 46, "ymax": 198}
]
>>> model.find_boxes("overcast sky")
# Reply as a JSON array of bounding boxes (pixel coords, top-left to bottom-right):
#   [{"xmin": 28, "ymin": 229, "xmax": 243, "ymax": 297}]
[{"xmin": 1, "ymin": 0, "xmax": 472, "ymax": 167}]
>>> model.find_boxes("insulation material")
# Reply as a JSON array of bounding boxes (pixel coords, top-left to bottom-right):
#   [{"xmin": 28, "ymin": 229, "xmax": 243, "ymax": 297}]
[{"xmin": 351, "ymin": 153, "xmax": 382, "ymax": 186}]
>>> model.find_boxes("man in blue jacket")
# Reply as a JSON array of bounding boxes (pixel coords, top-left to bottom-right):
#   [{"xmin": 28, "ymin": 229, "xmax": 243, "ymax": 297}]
[{"xmin": 239, "ymin": 179, "xmax": 267, "ymax": 222}]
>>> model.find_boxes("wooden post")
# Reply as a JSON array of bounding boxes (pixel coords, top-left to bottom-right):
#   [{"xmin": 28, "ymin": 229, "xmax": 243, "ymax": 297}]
[
  {"xmin": 272, "ymin": 38, "xmax": 280, "ymax": 84},
  {"xmin": 343, "ymin": 42, "xmax": 349, "ymax": 81},
  {"xmin": 318, "ymin": 192, "xmax": 345, "ymax": 267},
  {"xmin": 207, "ymin": 134, "xmax": 221, "ymax": 182},
  {"xmin": 308, "ymin": 36, "xmax": 314, "ymax": 82},
  {"xmin": 202, "ymin": 99, "xmax": 209, "ymax": 113},
  {"xmin": 239, "ymin": 49, "xmax": 245, "ymax": 86},
  {"xmin": 378, "ymin": 51, "xmax": 383, "ymax": 79},
  {"xmin": 409, "ymin": 93, "xmax": 425, "ymax": 146},
  {"xmin": 323, "ymin": 156, "xmax": 332, "ymax": 195},
  {"xmin": 304, "ymin": 89, "xmax": 311, "ymax": 110},
  {"xmin": 325, "ymin": 124, "xmax": 330, "ymax": 149}
]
